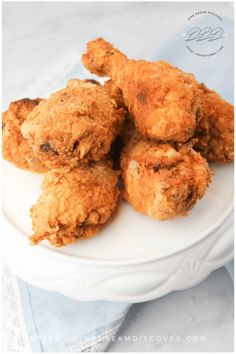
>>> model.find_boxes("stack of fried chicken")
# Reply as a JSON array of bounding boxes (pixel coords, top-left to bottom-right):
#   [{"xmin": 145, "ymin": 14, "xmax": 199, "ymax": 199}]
[{"xmin": 2, "ymin": 38, "xmax": 234, "ymax": 247}]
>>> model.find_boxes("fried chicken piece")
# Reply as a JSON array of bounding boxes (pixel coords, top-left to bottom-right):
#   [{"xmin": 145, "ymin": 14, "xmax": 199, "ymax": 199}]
[
  {"xmin": 2, "ymin": 98, "xmax": 48, "ymax": 172},
  {"xmin": 120, "ymin": 132, "xmax": 211, "ymax": 220},
  {"xmin": 30, "ymin": 161, "xmax": 119, "ymax": 247},
  {"xmin": 82, "ymin": 38, "xmax": 201, "ymax": 142},
  {"xmin": 68, "ymin": 78, "xmax": 127, "ymax": 170},
  {"xmin": 194, "ymin": 84, "xmax": 234, "ymax": 163},
  {"xmin": 21, "ymin": 80, "xmax": 125, "ymax": 169}
]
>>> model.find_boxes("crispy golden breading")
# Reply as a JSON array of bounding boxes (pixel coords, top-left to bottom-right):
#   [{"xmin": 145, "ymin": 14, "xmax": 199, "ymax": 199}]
[
  {"xmin": 30, "ymin": 161, "xmax": 119, "ymax": 247},
  {"xmin": 82, "ymin": 38, "xmax": 201, "ymax": 142},
  {"xmin": 121, "ymin": 132, "xmax": 212, "ymax": 220},
  {"xmin": 68, "ymin": 78, "xmax": 125, "ymax": 108},
  {"xmin": 194, "ymin": 84, "xmax": 234, "ymax": 163},
  {"xmin": 2, "ymin": 98, "xmax": 48, "ymax": 172},
  {"xmin": 21, "ymin": 80, "xmax": 125, "ymax": 169},
  {"xmin": 68, "ymin": 79, "xmax": 127, "ymax": 170},
  {"xmin": 103, "ymin": 79, "xmax": 126, "ymax": 109}
]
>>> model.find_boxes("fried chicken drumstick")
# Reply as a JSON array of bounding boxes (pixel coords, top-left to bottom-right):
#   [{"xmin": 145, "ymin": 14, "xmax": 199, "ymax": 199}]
[
  {"xmin": 82, "ymin": 38, "xmax": 201, "ymax": 142},
  {"xmin": 30, "ymin": 161, "xmax": 119, "ymax": 247},
  {"xmin": 121, "ymin": 131, "xmax": 212, "ymax": 220}
]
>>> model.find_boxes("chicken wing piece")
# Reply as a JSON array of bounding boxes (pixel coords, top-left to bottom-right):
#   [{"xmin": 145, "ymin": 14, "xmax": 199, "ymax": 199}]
[
  {"xmin": 21, "ymin": 80, "xmax": 125, "ymax": 169},
  {"xmin": 194, "ymin": 84, "xmax": 234, "ymax": 163},
  {"xmin": 82, "ymin": 38, "xmax": 201, "ymax": 142},
  {"xmin": 120, "ymin": 131, "xmax": 211, "ymax": 220},
  {"xmin": 2, "ymin": 98, "xmax": 48, "ymax": 172},
  {"xmin": 30, "ymin": 161, "xmax": 119, "ymax": 247}
]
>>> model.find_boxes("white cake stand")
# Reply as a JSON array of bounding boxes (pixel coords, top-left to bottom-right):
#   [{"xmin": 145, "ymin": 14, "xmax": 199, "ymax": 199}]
[{"xmin": 2, "ymin": 161, "xmax": 233, "ymax": 303}]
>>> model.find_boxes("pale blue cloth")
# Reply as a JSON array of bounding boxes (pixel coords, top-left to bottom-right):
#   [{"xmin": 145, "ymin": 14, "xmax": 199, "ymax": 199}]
[
  {"xmin": 17, "ymin": 279, "xmax": 130, "ymax": 352},
  {"xmin": 225, "ymin": 260, "xmax": 234, "ymax": 282},
  {"xmin": 15, "ymin": 16, "xmax": 234, "ymax": 352}
]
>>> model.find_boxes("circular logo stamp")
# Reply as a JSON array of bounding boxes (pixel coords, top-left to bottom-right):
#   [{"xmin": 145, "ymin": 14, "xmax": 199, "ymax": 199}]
[{"xmin": 183, "ymin": 10, "xmax": 227, "ymax": 57}]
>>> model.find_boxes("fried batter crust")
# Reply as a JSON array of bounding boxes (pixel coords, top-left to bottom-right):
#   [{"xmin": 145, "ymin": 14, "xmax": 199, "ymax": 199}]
[
  {"xmin": 69, "ymin": 78, "xmax": 125, "ymax": 109},
  {"xmin": 2, "ymin": 98, "xmax": 48, "ymax": 172},
  {"xmin": 121, "ymin": 133, "xmax": 212, "ymax": 220},
  {"xmin": 194, "ymin": 84, "xmax": 234, "ymax": 163},
  {"xmin": 30, "ymin": 161, "xmax": 119, "ymax": 246},
  {"xmin": 21, "ymin": 80, "xmax": 125, "ymax": 169},
  {"xmin": 103, "ymin": 79, "xmax": 126, "ymax": 109},
  {"xmin": 82, "ymin": 38, "xmax": 201, "ymax": 142}
]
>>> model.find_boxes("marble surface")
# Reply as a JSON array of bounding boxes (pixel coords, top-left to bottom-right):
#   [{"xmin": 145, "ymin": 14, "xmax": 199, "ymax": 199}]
[
  {"xmin": 2, "ymin": 2, "xmax": 234, "ymax": 352},
  {"xmin": 108, "ymin": 268, "xmax": 234, "ymax": 352}
]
